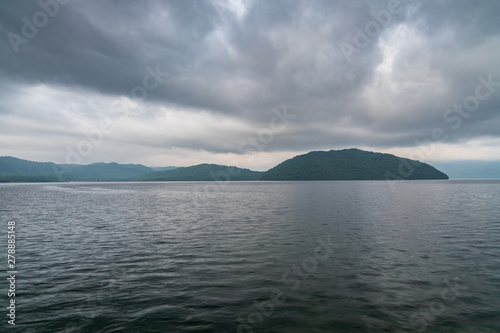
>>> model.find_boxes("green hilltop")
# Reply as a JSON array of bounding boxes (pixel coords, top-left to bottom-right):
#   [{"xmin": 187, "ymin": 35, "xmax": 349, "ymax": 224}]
[
  {"xmin": 260, "ymin": 148, "xmax": 448, "ymax": 180},
  {"xmin": 138, "ymin": 164, "xmax": 262, "ymax": 181}
]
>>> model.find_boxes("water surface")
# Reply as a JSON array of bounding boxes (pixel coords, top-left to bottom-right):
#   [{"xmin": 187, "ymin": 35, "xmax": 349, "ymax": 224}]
[{"xmin": 1, "ymin": 180, "xmax": 499, "ymax": 332}]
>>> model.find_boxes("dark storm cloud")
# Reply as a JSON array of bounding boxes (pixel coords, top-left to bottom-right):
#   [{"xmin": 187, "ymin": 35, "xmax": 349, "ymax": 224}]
[
  {"xmin": 0, "ymin": 0, "xmax": 391, "ymax": 107},
  {"xmin": 1, "ymin": 0, "xmax": 500, "ymax": 160}
]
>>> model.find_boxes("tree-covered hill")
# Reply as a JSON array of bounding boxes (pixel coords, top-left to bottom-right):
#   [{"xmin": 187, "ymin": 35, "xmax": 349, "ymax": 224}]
[
  {"xmin": 139, "ymin": 164, "xmax": 263, "ymax": 181},
  {"xmin": 260, "ymin": 149, "xmax": 449, "ymax": 180}
]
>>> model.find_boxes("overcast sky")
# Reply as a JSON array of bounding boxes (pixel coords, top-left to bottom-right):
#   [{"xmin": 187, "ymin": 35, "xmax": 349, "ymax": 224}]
[{"xmin": 1, "ymin": 0, "xmax": 499, "ymax": 170}]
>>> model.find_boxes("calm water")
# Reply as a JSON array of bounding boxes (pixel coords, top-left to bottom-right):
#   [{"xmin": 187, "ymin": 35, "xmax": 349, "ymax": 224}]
[{"xmin": 1, "ymin": 180, "xmax": 499, "ymax": 332}]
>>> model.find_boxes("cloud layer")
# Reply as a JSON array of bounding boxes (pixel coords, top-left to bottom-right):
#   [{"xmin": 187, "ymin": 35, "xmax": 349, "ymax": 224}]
[{"xmin": 1, "ymin": 0, "xmax": 499, "ymax": 169}]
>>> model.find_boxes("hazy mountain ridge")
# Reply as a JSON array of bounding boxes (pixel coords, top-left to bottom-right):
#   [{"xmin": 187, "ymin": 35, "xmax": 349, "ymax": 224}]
[
  {"xmin": 0, "ymin": 157, "xmax": 260, "ymax": 182},
  {"xmin": 0, "ymin": 149, "xmax": 453, "ymax": 182},
  {"xmin": 0, "ymin": 156, "xmax": 153, "ymax": 182}
]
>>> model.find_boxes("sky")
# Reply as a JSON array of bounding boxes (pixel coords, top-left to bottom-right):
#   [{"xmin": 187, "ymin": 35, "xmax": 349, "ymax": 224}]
[{"xmin": 1, "ymin": 0, "xmax": 499, "ymax": 171}]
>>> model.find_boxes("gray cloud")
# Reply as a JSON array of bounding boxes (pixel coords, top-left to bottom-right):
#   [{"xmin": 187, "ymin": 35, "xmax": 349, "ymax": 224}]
[{"xmin": 1, "ymin": 0, "xmax": 500, "ymax": 166}]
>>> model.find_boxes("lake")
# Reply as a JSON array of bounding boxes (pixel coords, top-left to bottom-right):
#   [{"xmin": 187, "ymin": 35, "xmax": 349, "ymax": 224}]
[{"xmin": 1, "ymin": 180, "xmax": 499, "ymax": 332}]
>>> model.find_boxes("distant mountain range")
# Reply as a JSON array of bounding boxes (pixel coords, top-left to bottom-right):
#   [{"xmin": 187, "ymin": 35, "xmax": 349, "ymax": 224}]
[
  {"xmin": 0, "ymin": 156, "xmax": 155, "ymax": 182},
  {"xmin": 0, "ymin": 149, "xmax": 451, "ymax": 182},
  {"xmin": 0, "ymin": 156, "xmax": 260, "ymax": 182}
]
